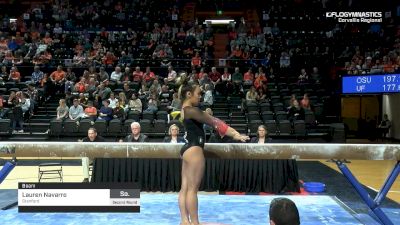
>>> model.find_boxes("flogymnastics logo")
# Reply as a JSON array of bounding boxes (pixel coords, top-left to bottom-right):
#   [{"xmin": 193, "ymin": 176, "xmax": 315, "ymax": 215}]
[{"xmin": 325, "ymin": 12, "xmax": 382, "ymax": 23}]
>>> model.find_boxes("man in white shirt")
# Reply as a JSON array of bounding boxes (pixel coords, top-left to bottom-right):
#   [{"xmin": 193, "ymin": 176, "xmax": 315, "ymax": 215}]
[{"xmin": 110, "ymin": 66, "xmax": 122, "ymax": 84}]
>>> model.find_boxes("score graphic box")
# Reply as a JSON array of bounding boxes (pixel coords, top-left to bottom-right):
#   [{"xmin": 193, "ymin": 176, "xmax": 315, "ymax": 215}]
[{"xmin": 18, "ymin": 183, "xmax": 140, "ymax": 212}]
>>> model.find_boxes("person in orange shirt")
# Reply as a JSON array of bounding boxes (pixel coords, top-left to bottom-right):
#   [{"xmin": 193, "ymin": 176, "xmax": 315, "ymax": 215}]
[
  {"xmin": 102, "ymin": 52, "xmax": 117, "ymax": 66},
  {"xmin": 254, "ymin": 72, "xmax": 267, "ymax": 90},
  {"xmin": 50, "ymin": 66, "xmax": 66, "ymax": 95},
  {"xmin": 8, "ymin": 67, "xmax": 21, "ymax": 83},
  {"xmin": 191, "ymin": 52, "xmax": 202, "ymax": 68},
  {"xmin": 83, "ymin": 101, "xmax": 98, "ymax": 121},
  {"xmin": 132, "ymin": 66, "xmax": 143, "ymax": 83},
  {"xmin": 43, "ymin": 32, "xmax": 53, "ymax": 45},
  {"xmin": 74, "ymin": 77, "xmax": 87, "ymax": 93},
  {"xmin": 230, "ymin": 46, "xmax": 242, "ymax": 59},
  {"xmin": 143, "ymin": 66, "xmax": 156, "ymax": 86},
  {"xmin": 243, "ymin": 68, "xmax": 254, "ymax": 86}
]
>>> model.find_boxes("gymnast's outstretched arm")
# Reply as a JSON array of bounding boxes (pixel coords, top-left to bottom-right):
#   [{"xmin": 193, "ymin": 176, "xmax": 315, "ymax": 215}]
[{"xmin": 183, "ymin": 107, "xmax": 249, "ymax": 141}]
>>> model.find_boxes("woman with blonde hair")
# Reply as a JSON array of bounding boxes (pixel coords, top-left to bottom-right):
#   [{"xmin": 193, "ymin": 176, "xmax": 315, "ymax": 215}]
[{"xmin": 163, "ymin": 124, "xmax": 185, "ymax": 143}]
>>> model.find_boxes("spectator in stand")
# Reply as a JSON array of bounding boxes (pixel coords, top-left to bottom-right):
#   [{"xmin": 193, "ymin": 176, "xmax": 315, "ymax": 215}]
[
  {"xmin": 221, "ymin": 67, "xmax": 233, "ymax": 96},
  {"xmin": 232, "ymin": 67, "xmax": 243, "ymax": 94},
  {"xmin": 121, "ymin": 122, "xmax": 149, "ymax": 142},
  {"xmin": 298, "ymin": 68, "xmax": 308, "ymax": 85},
  {"xmin": 164, "ymin": 65, "xmax": 177, "ymax": 85},
  {"xmin": 65, "ymin": 67, "xmax": 77, "ymax": 93},
  {"xmin": 243, "ymin": 68, "xmax": 254, "ymax": 86},
  {"xmin": 143, "ymin": 67, "xmax": 156, "ymax": 87},
  {"xmin": 251, "ymin": 125, "xmax": 272, "ymax": 143},
  {"xmin": 69, "ymin": 99, "xmax": 84, "ymax": 121},
  {"xmin": 20, "ymin": 93, "xmax": 31, "ymax": 115},
  {"xmin": 74, "ymin": 77, "xmax": 87, "ymax": 93},
  {"xmin": 256, "ymin": 88, "xmax": 267, "ymax": 103},
  {"xmin": 163, "ymin": 124, "xmax": 185, "ymax": 143},
  {"xmin": 128, "ymin": 93, "xmax": 142, "ymax": 113},
  {"xmin": 254, "ymin": 67, "xmax": 267, "ymax": 90},
  {"xmin": 98, "ymin": 66, "xmax": 109, "ymax": 82},
  {"xmin": 269, "ymin": 198, "xmax": 300, "ymax": 225},
  {"xmin": 209, "ymin": 67, "xmax": 221, "ymax": 93},
  {"xmin": 0, "ymin": 66, "xmax": 7, "ymax": 85},
  {"xmin": 83, "ymin": 101, "xmax": 97, "ymax": 121},
  {"xmin": 279, "ymin": 52, "xmax": 290, "ymax": 68},
  {"xmin": 31, "ymin": 66, "xmax": 44, "ymax": 86},
  {"xmin": 191, "ymin": 52, "xmax": 202, "ymax": 68},
  {"xmin": 144, "ymin": 96, "xmax": 158, "ymax": 113},
  {"xmin": 56, "ymin": 99, "xmax": 69, "ymax": 120},
  {"xmin": 300, "ymin": 94, "xmax": 311, "ymax": 110},
  {"xmin": 82, "ymin": 128, "xmax": 105, "ymax": 142},
  {"xmin": 288, "ymin": 100, "xmax": 305, "ymax": 121},
  {"xmin": 102, "ymin": 51, "xmax": 117, "ymax": 67},
  {"xmin": 77, "ymin": 93, "xmax": 88, "ymax": 108},
  {"xmin": 167, "ymin": 92, "xmax": 182, "ymax": 112},
  {"xmin": 203, "ymin": 84, "xmax": 213, "ymax": 107},
  {"xmin": 98, "ymin": 99, "xmax": 113, "ymax": 121},
  {"xmin": 50, "ymin": 65, "xmax": 66, "ymax": 94},
  {"xmin": 310, "ymin": 67, "xmax": 320, "ymax": 84},
  {"xmin": 246, "ymin": 86, "xmax": 258, "ymax": 103},
  {"xmin": 123, "ymin": 83, "xmax": 134, "ymax": 100},
  {"xmin": 108, "ymin": 92, "xmax": 118, "ymax": 109},
  {"xmin": 10, "ymin": 93, "xmax": 24, "ymax": 133},
  {"xmin": 8, "ymin": 66, "xmax": 21, "ymax": 83},
  {"xmin": 110, "ymin": 66, "xmax": 123, "ymax": 85},
  {"xmin": 132, "ymin": 66, "xmax": 143, "ymax": 83}
]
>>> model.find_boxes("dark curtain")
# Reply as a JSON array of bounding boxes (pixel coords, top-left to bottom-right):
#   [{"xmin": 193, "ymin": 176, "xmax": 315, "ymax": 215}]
[{"xmin": 92, "ymin": 158, "xmax": 300, "ymax": 193}]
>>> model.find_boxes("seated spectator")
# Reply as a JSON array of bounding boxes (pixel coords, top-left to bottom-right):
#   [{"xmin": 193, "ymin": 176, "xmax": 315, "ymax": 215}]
[
  {"xmin": 118, "ymin": 92, "xmax": 129, "ymax": 112},
  {"xmin": 144, "ymin": 96, "xmax": 158, "ymax": 113},
  {"xmin": 31, "ymin": 66, "xmax": 44, "ymax": 86},
  {"xmin": 113, "ymin": 101, "xmax": 127, "ymax": 120},
  {"xmin": 310, "ymin": 67, "xmax": 320, "ymax": 84},
  {"xmin": 300, "ymin": 94, "xmax": 311, "ymax": 110},
  {"xmin": 288, "ymin": 100, "xmax": 305, "ymax": 121},
  {"xmin": 108, "ymin": 92, "xmax": 118, "ymax": 109},
  {"xmin": 98, "ymin": 100, "xmax": 113, "ymax": 121},
  {"xmin": 209, "ymin": 67, "xmax": 221, "ymax": 93},
  {"xmin": 143, "ymin": 67, "xmax": 156, "ymax": 86},
  {"xmin": 132, "ymin": 66, "xmax": 143, "ymax": 83},
  {"xmin": 298, "ymin": 68, "xmax": 308, "ymax": 84},
  {"xmin": 65, "ymin": 67, "xmax": 77, "ymax": 93},
  {"xmin": 128, "ymin": 93, "xmax": 142, "ymax": 113},
  {"xmin": 232, "ymin": 67, "xmax": 243, "ymax": 94},
  {"xmin": 256, "ymin": 88, "xmax": 267, "ymax": 102},
  {"xmin": 110, "ymin": 66, "xmax": 123, "ymax": 84},
  {"xmin": 123, "ymin": 83, "xmax": 134, "ymax": 98},
  {"xmin": 251, "ymin": 125, "xmax": 272, "ymax": 143},
  {"xmin": 254, "ymin": 68, "xmax": 267, "ymax": 90},
  {"xmin": 246, "ymin": 86, "xmax": 258, "ymax": 103},
  {"xmin": 56, "ymin": 99, "xmax": 69, "ymax": 120},
  {"xmin": 191, "ymin": 52, "xmax": 202, "ymax": 68},
  {"xmin": 94, "ymin": 83, "xmax": 112, "ymax": 101},
  {"xmin": 81, "ymin": 128, "xmax": 105, "ymax": 142},
  {"xmin": 8, "ymin": 66, "xmax": 21, "ymax": 83},
  {"xmin": 83, "ymin": 101, "xmax": 97, "ymax": 121},
  {"xmin": 102, "ymin": 51, "xmax": 117, "ymax": 67},
  {"xmin": 164, "ymin": 65, "xmax": 177, "ymax": 84},
  {"xmin": 75, "ymin": 77, "xmax": 87, "ymax": 93},
  {"xmin": 243, "ymin": 68, "xmax": 254, "ymax": 86},
  {"xmin": 0, "ymin": 66, "xmax": 7, "ymax": 85},
  {"xmin": 69, "ymin": 99, "xmax": 84, "ymax": 121},
  {"xmin": 78, "ymin": 93, "xmax": 88, "ymax": 108},
  {"xmin": 221, "ymin": 67, "xmax": 233, "ymax": 96},
  {"xmin": 121, "ymin": 122, "xmax": 149, "ymax": 142},
  {"xmin": 203, "ymin": 108, "xmax": 214, "ymax": 134},
  {"xmin": 98, "ymin": 67, "xmax": 109, "ymax": 82},
  {"xmin": 163, "ymin": 124, "xmax": 185, "ymax": 143},
  {"xmin": 203, "ymin": 84, "xmax": 213, "ymax": 107},
  {"xmin": 167, "ymin": 92, "xmax": 181, "ymax": 112},
  {"xmin": 269, "ymin": 198, "xmax": 300, "ymax": 225}
]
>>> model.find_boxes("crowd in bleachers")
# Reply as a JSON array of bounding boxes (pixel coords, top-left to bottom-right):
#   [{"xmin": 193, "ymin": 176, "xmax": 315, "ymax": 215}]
[{"xmin": 0, "ymin": 0, "xmax": 399, "ymax": 139}]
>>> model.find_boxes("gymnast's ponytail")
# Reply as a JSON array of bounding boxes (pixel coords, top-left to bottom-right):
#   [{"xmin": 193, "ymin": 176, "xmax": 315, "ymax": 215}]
[{"xmin": 177, "ymin": 72, "xmax": 197, "ymax": 101}]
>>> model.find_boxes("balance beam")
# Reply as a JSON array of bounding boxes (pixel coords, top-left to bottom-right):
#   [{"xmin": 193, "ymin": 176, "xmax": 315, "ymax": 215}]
[{"xmin": 0, "ymin": 142, "xmax": 399, "ymax": 160}]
